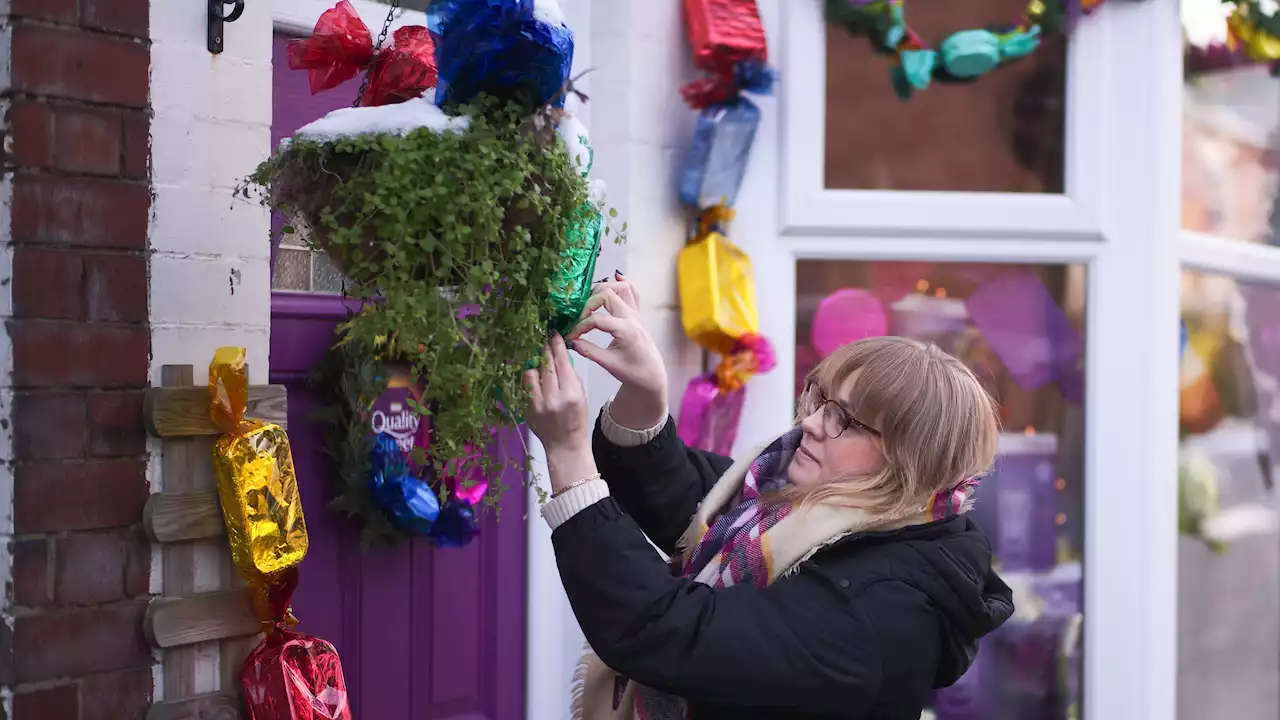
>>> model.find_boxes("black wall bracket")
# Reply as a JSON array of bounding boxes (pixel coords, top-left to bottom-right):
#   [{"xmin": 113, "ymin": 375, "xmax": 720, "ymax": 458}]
[{"xmin": 208, "ymin": 0, "xmax": 246, "ymax": 54}]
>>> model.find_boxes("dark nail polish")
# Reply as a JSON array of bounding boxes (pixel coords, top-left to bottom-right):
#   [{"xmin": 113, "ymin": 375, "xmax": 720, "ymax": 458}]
[{"xmin": 565, "ymin": 340, "xmax": 576, "ymax": 351}]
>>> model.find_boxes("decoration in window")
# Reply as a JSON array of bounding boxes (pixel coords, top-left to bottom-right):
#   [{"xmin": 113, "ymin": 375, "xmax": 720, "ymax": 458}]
[
  {"xmin": 675, "ymin": 0, "xmax": 779, "ymax": 453},
  {"xmin": 241, "ymin": 0, "xmax": 624, "ymax": 536},
  {"xmin": 822, "ymin": 0, "xmax": 1143, "ymax": 100}
]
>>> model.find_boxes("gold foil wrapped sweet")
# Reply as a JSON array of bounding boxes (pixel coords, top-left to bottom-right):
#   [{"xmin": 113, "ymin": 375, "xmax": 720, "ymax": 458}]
[
  {"xmin": 678, "ymin": 205, "xmax": 760, "ymax": 355},
  {"xmin": 209, "ymin": 347, "xmax": 309, "ymax": 583}
]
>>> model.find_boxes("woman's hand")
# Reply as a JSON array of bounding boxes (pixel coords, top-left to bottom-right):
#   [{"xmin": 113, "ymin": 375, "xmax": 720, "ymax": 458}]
[
  {"xmin": 568, "ymin": 274, "xmax": 669, "ymax": 430},
  {"xmin": 524, "ymin": 333, "xmax": 598, "ymax": 494}
]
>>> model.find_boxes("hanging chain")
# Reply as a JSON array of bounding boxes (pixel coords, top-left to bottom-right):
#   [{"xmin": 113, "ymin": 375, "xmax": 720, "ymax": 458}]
[{"xmin": 353, "ymin": 0, "xmax": 401, "ymax": 107}]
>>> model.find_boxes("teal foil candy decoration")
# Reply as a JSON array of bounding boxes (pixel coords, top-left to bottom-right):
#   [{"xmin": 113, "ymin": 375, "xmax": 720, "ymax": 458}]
[
  {"xmin": 939, "ymin": 30, "xmax": 1001, "ymax": 78},
  {"xmin": 548, "ymin": 200, "xmax": 603, "ymax": 337},
  {"xmin": 901, "ymin": 49, "xmax": 936, "ymax": 89},
  {"xmin": 882, "ymin": 4, "xmax": 907, "ymax": 49},
  {"xmin": 999, "ymin": 26, "xmax": 1042, "ymax": 60}
]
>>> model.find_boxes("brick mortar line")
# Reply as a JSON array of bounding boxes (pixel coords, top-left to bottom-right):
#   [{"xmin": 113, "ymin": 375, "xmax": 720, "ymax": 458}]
[
  {"xmin": 3, "ymin": 93, "xmax": 154, "ymax": 115},
  {"xmin": 5, "ymin": 168, "xmax": 150, "ymax": 185},
  {"xmin": 6, "ymin": 318, "xmax": 149, "ymax": 328},
  {"xmin": 7, "ymin": 246, "xmax": 149, "ymax": 257},
  {"xmin": 4, "ymin": 15, "xmax": 150, "ymax": 44}
]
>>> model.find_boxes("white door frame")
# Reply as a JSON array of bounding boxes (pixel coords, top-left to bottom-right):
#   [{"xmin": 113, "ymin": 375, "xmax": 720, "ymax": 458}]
[{"xmin": 738, "ymin": 2, "xmax": 1183, "ymax": 719}]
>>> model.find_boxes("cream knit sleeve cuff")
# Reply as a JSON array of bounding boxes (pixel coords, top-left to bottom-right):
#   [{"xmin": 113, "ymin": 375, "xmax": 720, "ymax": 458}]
[
  {"xmin": 599, "ymin": 399, "xmax": 668, "ymax": 448},
  {"xmin": 540, "ymin": 479, "xmax": 611, "ymax": 531}
]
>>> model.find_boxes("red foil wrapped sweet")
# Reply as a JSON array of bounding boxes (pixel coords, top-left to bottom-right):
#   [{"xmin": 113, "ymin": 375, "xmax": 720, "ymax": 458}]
[
  {"xmin": 681, "ymin": 0, "xmax": 771, "ymax": 107},
  {"xmin": 241, "ymin": 568, "xmax": 351, "ymax": 720},
  {"xmin": 287, "ymin": 0, "xmax": 437, "ymax": 107},
  {"xmin": 683, "ymin": 0, "xmax": 768, "ymax": 75}
]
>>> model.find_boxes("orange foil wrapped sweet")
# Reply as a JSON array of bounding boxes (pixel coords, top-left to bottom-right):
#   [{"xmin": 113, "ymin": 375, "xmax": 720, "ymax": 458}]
[
  {"xmin": 678, "ymin": 205, "xmax": 760, "ymax": 355},
  {"xmin": 209, "ymin": 347, "xmax": 309, "ymax": 582}
]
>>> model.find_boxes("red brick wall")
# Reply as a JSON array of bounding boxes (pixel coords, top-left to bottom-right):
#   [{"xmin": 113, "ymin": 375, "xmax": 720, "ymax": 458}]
[{"xmin": 4, "ymin": 1, "xmax": 153, "ymax": 718}]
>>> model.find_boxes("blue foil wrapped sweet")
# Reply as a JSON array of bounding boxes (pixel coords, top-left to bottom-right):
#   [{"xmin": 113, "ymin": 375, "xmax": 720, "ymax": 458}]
[
  {"xmin": 370, "ymin": 433, "xmax": 441, "ymax": 535},
  {"xmin": 430, "ymin": 0, "xmax": 574, "ymax": 112},
  {"xmin": 428, "ymin": 499, "xmax": 480, "ymax": 548},
  {"xmin": 679, "ymin": 97, "xmax": 761, "ymax": 210}
]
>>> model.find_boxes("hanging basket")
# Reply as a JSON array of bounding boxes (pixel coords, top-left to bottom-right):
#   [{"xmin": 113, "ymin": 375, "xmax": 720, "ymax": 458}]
[{"xmin": 260, "ymin": 104, "xmax": 577, "ymax": 289}]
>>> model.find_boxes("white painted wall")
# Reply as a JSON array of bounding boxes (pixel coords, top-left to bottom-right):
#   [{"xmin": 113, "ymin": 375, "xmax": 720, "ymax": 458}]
[
  {"xmin": 148, "ymin": 0, "xmax": 274, "ymax": 700},
  {"xmin": 150, "ymin": 0, "xmax": 273, "ymax": 387}
]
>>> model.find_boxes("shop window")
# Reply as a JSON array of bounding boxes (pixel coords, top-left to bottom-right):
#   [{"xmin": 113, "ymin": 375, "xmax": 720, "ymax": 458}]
[
  {"xmin": 1177, "ymin": 270, "xmax": 1280, "ymax": 719},
  {"xmin": 1182, "ymin": 0, "xmax": 1280, "ymax": 244},
  {"xmin": 823, "ymin": 0, "xmax": 1067, "ymax": 193},
  {"xmin": 796, "ymin": 260, "xmax": 1086, "ymax": 718}
]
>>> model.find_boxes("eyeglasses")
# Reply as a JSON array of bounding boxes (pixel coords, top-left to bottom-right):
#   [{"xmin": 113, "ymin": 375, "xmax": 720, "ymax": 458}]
[{"xmin": 801, "ymin": 383, "xmax": 881, "ymax": 439}]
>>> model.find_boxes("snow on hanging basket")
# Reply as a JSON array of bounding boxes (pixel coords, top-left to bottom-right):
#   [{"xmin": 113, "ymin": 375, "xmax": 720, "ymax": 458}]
[{"xmin": 241, "ymin": 0, "xmax": 623, "ymax": 518}]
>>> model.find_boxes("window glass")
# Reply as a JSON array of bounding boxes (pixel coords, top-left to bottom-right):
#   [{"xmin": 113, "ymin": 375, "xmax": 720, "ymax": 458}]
[
  {"xmin": 1177, "ymin": 269, "xmax": 1280, "ymax": 719},
  {"xmin": 797, "ymin": 260, "xmax": 1086, "ymax": 718},
  {"xmin": 1182, "ymin": 0, "xmax": 1280, "ymax": 243},
  {"xmin": 823, "ymin": 0, "xmax": 1067, "ymax": 192}
]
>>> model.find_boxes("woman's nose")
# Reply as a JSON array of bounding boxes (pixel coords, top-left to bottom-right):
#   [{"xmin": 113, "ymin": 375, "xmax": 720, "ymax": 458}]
[{"xmin": 799, "ymin": 407, "xmax": 825, "ymax": 438}]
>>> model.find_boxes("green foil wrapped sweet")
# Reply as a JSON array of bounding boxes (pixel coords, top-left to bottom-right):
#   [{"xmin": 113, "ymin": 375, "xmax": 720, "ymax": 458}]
[
  {"xmin": 548, "ymin": 201, "xmax": 602, "ymax": 337},
  {"xmin": 547, "ymin": 130, "xmax": 603, "ymax": 338}
]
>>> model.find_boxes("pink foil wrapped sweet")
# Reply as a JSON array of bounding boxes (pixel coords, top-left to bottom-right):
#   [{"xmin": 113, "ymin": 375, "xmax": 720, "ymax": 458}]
[{"xmin": 677, "ymin": 372, "xmax": 746, "ymax": 455}]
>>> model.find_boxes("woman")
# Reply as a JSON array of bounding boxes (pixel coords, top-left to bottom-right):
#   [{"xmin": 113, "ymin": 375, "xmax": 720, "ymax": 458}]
[{"xmin": 525, "ymin": 276, "xmax": 1014, "ymax": 720}]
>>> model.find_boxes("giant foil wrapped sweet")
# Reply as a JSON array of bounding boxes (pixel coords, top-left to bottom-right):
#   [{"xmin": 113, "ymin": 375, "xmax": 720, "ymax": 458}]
[
  {"xmin": 431, "ymin": 0, "xmax": 575, "ymax": 112},
  {"xmin": 684, "ymin": 0, "xmax": 768, "ymax": 75},
  {"xmin": 677, "ymin": 373, "xmax": 746, "ymax": 455},
  {"xmin": 210, "ymin": 347, "xmax": 309, "ymax": 580},
  {"xmin": 680, "ymin": 98, "xmax": 761, "ymax": 210},
  {"xmin": 242, "ymin": 567, "xmax": 351, "ymax": 720},
  {"xmin": 678, "ymin": 207, "xmax": 760, "ymax": 355},
  {"xmin": 547, "ymin": 116, "xmax": 604, "ymax": 337}
]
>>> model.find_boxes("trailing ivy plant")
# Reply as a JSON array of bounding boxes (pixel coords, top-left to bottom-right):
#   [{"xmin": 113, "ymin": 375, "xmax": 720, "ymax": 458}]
[{"xmin": 240, "ymin": 96, "xmax": 621, "ymax": 529}]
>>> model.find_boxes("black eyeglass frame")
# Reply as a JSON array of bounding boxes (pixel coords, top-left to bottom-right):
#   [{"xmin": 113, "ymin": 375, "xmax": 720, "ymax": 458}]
[{"xmin": 801, "ymin": 383, "xmax": 882, "ymax": 439}]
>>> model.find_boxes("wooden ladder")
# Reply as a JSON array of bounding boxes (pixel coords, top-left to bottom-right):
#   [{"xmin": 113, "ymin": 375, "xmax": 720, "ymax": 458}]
[{"xmin": 142, "ymin": 364, "xmax": 289, "ymax": 720}]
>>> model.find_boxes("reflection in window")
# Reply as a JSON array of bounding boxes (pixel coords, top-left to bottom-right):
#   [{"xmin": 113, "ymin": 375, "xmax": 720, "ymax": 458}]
[
  {"xmin": 823, "ymin": 0, "xmax": 1066, "ymax": 193},
  {"xmin": 796, "ymin": 261, "xmax": 1086, "ymax": 718},
  {"xmin": 1178, "ymin": 270, "xmax": 1280, "ymax": 719},
  {"xmin": 1182, "ymin": 0, "xmax": 1280, "ymax": 243}
]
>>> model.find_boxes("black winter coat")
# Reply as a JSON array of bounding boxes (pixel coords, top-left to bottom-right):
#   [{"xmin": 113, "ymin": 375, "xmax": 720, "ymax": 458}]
[{"xmin": 551, "ymin": 416, "xmax": 1015, "ymax": 719}]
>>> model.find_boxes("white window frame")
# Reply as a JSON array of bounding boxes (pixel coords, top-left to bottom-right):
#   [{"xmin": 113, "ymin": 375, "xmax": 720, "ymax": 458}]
[{"xmin": 738, "ymin": 2, "xmax": 1183, "ymax": 719}]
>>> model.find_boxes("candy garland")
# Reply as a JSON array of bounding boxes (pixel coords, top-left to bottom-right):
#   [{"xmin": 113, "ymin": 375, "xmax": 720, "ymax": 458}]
[
  {"xmin": 208, "ymin": 348, "xmax": 351, "ymax": 720},
  {"xmin": 674, "ymin": 0, "xmax": 777, "ymax": 454},
  {"xmin": 824, "ymin": 0, "xmax": 1057, "ymax": 100}
]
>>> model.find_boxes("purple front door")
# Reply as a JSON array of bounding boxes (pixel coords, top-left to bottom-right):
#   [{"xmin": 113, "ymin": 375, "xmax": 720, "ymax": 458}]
[{"xmin": 268, "ymin": 33, "xmax": 526, "ymax": 720}]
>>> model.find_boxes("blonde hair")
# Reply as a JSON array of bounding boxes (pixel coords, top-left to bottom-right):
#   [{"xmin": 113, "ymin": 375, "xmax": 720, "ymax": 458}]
[{"xmin": 786, "ymin": 336, "xmax": 1001, "ymax": 519}]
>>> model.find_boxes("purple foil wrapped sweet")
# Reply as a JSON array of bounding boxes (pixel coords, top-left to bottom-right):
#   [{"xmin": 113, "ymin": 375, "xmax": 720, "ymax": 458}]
[
  {"xmin": 677, "ymin": 372, "xmax": 745, "ymax": 455},
  {"xmin": 966, "ymin": 271, "xmax": 1083, "ymax": 393},
  {"xmin": 985, "ymin": 436, "xmax": 1059, "ymax": 573}
]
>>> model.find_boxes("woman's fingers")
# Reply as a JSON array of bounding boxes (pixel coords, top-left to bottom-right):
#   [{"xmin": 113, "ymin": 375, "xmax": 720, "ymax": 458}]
[
  {"xmin": 569, "ymin": 336, "xmax": 618, "ymax": 372},
  {"xmin": 524, "ymin": 369, "xmax": 544, "ymax": 411},
  {"xmin": 566, "ymin": 310, "xmax": 627, "ymax": 343},
  {"xmin": 550, "ymin": 333, "xmax": 575, "ymax": 385},
  {"xmin": 540, "ymin": 342, "xmax": 558, "ymax": 395}
]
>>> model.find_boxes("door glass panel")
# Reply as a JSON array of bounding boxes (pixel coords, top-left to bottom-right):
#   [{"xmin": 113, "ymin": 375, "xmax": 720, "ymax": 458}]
[
  {"xmin": 823, "ymin": 0, "xmax": 1067, "ymax": 192},
  {"xmin": 1178, "ymin": 269, "xmax": 1280, "ymax": 719},
  {"xmin": 1182, "ymin": 0, "xmax": 1280, "ymax": 243},
  {"xmin": 796, "ymin": 260, "xmax": 1086, "ymax": 718},
  {"xmin": 270, "ymin": 33, "xmax": 356, "ymax": 294}
]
